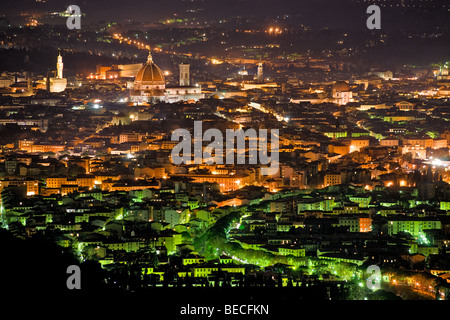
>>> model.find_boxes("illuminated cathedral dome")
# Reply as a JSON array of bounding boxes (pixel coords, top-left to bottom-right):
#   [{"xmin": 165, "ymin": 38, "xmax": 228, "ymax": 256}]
[
  {"xmin": 332, "ymin": 80, "xmax": 352, "ymax": 106},
  {"xmin": 130, "ymin": 51, "xmax": 205, "ymax": 104},
  {"xmin": 332, "ymin": 80, "xmax": 351, "ymax": 92},
  {"xmin": 134, "ymin": 52, "xmax": 165, "ymax": 90}
]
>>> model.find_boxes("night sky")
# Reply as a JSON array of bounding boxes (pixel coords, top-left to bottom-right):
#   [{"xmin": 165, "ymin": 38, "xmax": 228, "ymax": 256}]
[{"xmin": 2, "ymin": 0, "xmax": 449, "ymax": 32}]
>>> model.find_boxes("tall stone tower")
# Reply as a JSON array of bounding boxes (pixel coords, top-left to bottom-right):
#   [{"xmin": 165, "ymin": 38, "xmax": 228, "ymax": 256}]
[
  {"xmin": 179, "ymin": 63, "xmax": 190, "ymax": 86},
  {"xmin": 50, "ymin": 52, "xmax": 67, "ymax": 93},
  {"xmin": 27, "ymin": 75, "xmax": 33, "ymax": 94},
  {"xmin": 257, "ymin": 60, "xmax": 263, "ymax": 83},
  {"xmin": 57, "ymin": 53, "xmax": 64, "ymax": 79}
]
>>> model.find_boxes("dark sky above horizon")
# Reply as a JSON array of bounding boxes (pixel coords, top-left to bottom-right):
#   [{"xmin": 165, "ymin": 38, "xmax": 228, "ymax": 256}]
[{"xmin": 1, "ymin": 0, "xmax": 449, "ymax": 32}]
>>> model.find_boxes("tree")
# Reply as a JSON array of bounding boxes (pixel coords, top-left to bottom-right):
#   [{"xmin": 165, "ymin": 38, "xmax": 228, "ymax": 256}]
[
  {"xmin": 68, "ymin": 164, "xmax": 86, "ymax": 176},
  {"xmin": 367, "ymin": 289, "xmax": 402, "ymax": 300}
]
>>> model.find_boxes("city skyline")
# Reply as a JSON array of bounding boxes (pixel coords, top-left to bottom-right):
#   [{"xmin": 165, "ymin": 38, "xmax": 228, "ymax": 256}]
[{"xmin": 1, "ymin": 0, "xmax": 450, "ymax": 313}]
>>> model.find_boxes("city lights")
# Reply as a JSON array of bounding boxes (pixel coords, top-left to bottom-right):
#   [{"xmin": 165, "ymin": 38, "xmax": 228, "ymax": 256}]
[{"xmin": 0, "ymin": 0, "xmax": 449, "ymax": 307}]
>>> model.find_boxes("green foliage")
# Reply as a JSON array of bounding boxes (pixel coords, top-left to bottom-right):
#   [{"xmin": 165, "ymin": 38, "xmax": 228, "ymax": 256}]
[
  {"xmin": 192, "ymin": 209, "xmax": 364, "ymax": 282},
  {"xmin": 192, "ymin": 211, "xmax": 240, "ymax": 258},
  {"xmin": 367, "ymin": 290, "xmax": 402, "ymax": 300}
]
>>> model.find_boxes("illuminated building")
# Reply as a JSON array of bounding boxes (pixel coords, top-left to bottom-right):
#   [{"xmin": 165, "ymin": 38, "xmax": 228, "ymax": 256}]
[
  {"xmin": 383, "ymin": 115, "xmax": 417, "ymax": 122},
  {"xmin": 61, "ymin": 185, "xmax": 78, "ymax": 196},
  {"xmin": 328, "ymin": 143, "xmax": 350, "ymax": 156},
  {"xmin": 380, "ymin": 138, "xmax": 400, "ymax": 147},
  {"xmin": 277, "ymin": 247, "xmax": 306, "ymax": 257},
  {"xmin": 2, "ymin": 119, "xmax": 48, "ymax": 132},
  {"xmin": 130, "ymin": 52, "xmax": 204, "ymax": 104},
  {"xmin": 46, "ymin": 176, "xmax": 69, "ymax": 189},
  {"xmin": 318, "ymin": 254, "xmax": 366, "ymax": 266},
  {"xmin": 359, "ymin": 217, "xmax": 372, "ymax": 233},
  {"xmin": 387, "ymin": 218, "xmax": 442, "ymax": 238},
  {"xmin": 324, "ymin": 172, "xmax": 342, "ymax": 187},
  {"xmin": 130, "ymin": 52, "xmax": 166, "ymax": 103},
  {"xmin": 182, "ymin": 255, "xmax": 206, "ymax": 266},
  {"xmin": 0, "ymin": 179, "xmax": 39, "ymax": 196},
  {"xmin": 18, "ymin": 140, "xmax": 64, "ymax": 153},
  {"xmin": 437, "ymin": 66, "xmax": 450, "ymax": 80},
  {"xmin": 256, "ymin": 60, "xmax": 263, "ymax": 83},
  {"xmin": 179, "ymin": 63, "xmax": 190, "ymax": 86},
  {"xmin": 395, "ymin": 100, "xmax": 415, "ymax": 111},
  {"xmin": 241, "ymin": 82, "xmax": 278, "ymax": 91},
  {"xmin": 348, "ymin": 195, "xmax": 372, "ymax": 208},
  {"xmin": 323, "ymin": 129, "xmax": 347, "ymax": 140},
  {"xmin": 402, "ymin": 144, "xmax": 426, "ymax": 159},
  {"xmin": 90, "ymin": 64, "xmax": 142, "ymax": 80},
  {"xmin": 49, "ymin": 53, "xmax": 67, "ymax": 93},
  {"xmin": 441, "ymin": 201, "xmax": 450, "ymax": 211},
  {"xmin": 432, "ymin": 138, "xmax": 448, "ymax": 149},
  {"xmin": 297, "ymin": 198, "xmax": 336, "ymax": 212},
  {"xmin": 0, "ymin": 73, "xmax": 15, "ymax": 88},
  {"xmin": 331, "ymin": 81, "xmax": 352, "ymax": 106},
  {"xmin": 343, "ymin": 138, "xmax": 370, "ymax": 153},
  {"xmin": 4, "ymin": 76, "xmax": 34, "ymax": 97},
  {"xmin": 108, "ymin": 180, "xmax": 160, "ymax": 192},
  {"xmin": 368, "ymin": 70, "xmax": 393, "ymax": 80},
  {"xmin": 238, "ymin": 65, "xmax": 248, "ymax": 76},
  {"xmin": 31, "ymin": 144, "xmax": 66, "ymax": 153},
  {"xmin": 331, "ymin": 216, "xmax": 372, "ymax": 233},
  {"xmin": 192, "ymin": 264, "xmax": 245, "ymax": 277},
  {"xmin": 171, "ymin": 173, "xmax": 249, "ymax": 192},
  {"xmin": 45, "ymin": 175, "xmax": 97, "ymax": 192}
]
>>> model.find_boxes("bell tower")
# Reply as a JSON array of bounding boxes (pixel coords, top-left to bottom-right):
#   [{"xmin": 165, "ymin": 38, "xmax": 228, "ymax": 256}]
[
  {"xmin": 257, "ymin": 59, "xmax": 263, "ymax": 83},
  {"xmin": 57, "ymin": 52, "xmax": 63, "ymax": 79},
  {"xmin": 179, "ymin": 63, "xmax": 190, "ymax": 86}
]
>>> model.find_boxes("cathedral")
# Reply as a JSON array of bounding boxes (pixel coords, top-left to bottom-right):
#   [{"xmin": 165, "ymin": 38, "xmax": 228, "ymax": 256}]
[
  {"xmin": 130, "ymin": 52, "xmax": 204, "ymax": 104},
  {"xmin": 331, "ymin": 80, "xmax": 353, "ymax": 106}
]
